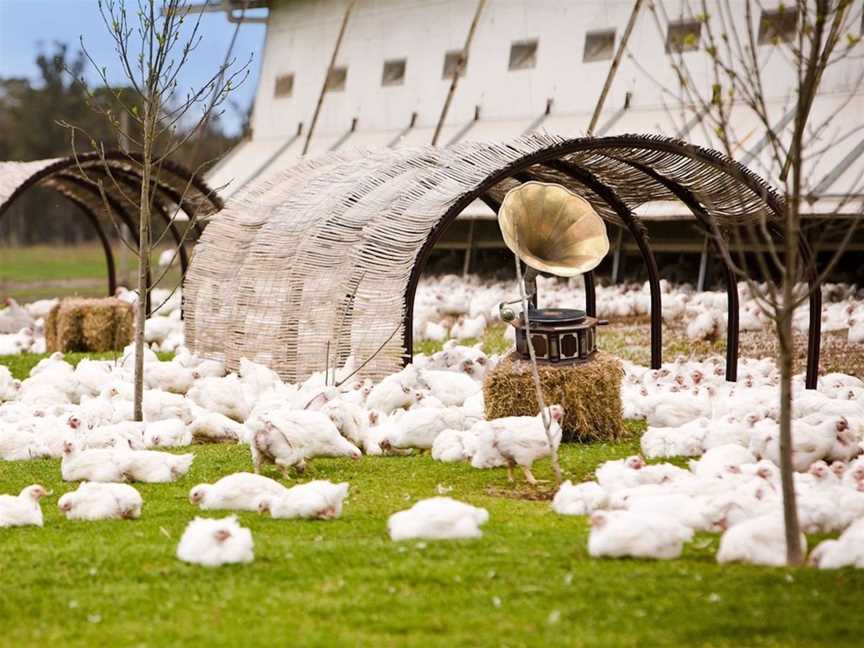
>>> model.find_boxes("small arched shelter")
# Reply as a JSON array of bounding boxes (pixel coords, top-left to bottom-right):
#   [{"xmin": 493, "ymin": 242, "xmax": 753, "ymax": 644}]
[
  {"xmin": 184, "ymin": 133, "xmax": 823, "ymax": 388},
  {"xmin": 0, "ymin": 151, "xmax": 222, "ymax": 295}
]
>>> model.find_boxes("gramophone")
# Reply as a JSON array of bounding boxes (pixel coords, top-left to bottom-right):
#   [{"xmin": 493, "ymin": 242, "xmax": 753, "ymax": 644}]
[{"xmin": 498, "ymin": 181, "xmax": 609, "ymax": 364}]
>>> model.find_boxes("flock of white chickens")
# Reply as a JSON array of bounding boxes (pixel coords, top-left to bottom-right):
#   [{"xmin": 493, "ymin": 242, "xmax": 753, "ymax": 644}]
[{"xmin": 0, "ymin": 275, "xmax": 862, "ymax": 569}]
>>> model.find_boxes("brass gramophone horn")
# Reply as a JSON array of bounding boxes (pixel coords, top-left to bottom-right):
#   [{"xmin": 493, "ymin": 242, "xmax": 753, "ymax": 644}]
[{"xmin": 498, "ymin": 181, "xmax": 609, "ymax": 277}]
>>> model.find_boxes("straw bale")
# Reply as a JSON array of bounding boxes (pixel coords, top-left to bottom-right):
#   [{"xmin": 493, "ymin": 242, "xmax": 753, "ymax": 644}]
[
  {"xmin": 483, "ymin": 352, "xmax": 625, "ymax": 443},
  {"xmin": 46, "ymin": 298, "xmax": 133, "ymax": 353}
]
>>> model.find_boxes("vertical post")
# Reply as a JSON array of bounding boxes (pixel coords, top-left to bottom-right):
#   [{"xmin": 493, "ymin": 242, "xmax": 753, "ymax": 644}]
[
  {"xmin": 431, "ymin": 0, "xmax": 487, "ymax": 146},
  {"xmin": 303, "ymin": 0, "xmax": 358, "ymax": 155},
  {"xmin": 462, "ymin": 218, "xmax": 475, "ymax": 277},
  {"xmin": 611, "ymin": 226, "xmax": 625, "ymax": 283},
  {"xmin": 697, "ymin": 235, "xmax": 709, "ymax": 291},
  {"xmin": 587, "ymin": 0, "xmax": 644, "ymax": 135}
]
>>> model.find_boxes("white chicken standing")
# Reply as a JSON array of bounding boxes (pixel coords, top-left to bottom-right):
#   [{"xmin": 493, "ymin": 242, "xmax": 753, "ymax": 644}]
[
  {"xmin": 0, "ymin": 485, "xmax": 49, "ymax": 527},
  {"xmin": 176, "ymin": 516, "xmax": 254, "ymax": 567},
  {"xmin": 189, "ymin": 472, "xmax": 289, "ymax": 511},
  {"xmin": 388, "ymin": 497, "xmax": 489, "ymax": 541},
  {"xmin": 249, "ymin": 409, "xmax": 362, "ymax": 474},
  {"xmin": 470, "ymin": 405, "xmax": 564, "ymax": 484},
  {"xmin": 257, "ymin": 480, "xmax": 349, "ymax": 519},
  {"xmin": 57, "ymin": 482, "xmax": 142, "ymax": 520}
]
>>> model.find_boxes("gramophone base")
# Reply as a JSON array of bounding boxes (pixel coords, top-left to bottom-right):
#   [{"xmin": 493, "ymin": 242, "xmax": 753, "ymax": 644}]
[{"xmin": 514, "ymin": 313, "xmax": 598, "ymax": 364}]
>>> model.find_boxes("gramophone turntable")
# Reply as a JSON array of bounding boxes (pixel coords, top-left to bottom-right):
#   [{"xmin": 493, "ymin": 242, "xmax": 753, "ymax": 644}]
[{"xmin": 497, "ymin": 182, "xmax": 609, "ymax": 365}]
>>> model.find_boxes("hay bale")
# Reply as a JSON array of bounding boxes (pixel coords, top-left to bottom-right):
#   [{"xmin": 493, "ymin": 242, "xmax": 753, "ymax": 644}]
[
  {"xmin": 483, "ymin": 352, "xmax": 625, "ymax": 443},
  {"xmin": 46, "ymin": 298, "xmax": 134, "ymax": 353}
]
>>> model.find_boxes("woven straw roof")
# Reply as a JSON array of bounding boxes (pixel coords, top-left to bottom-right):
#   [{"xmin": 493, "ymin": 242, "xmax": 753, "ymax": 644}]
[{"xmin": 184, "ymin": 132, "xmax": 788, "ymax": 383}]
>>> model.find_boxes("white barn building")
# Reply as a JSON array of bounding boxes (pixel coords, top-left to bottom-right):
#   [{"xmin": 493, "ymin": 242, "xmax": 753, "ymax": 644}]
[{"xmin": 203, "ymin": 0, "xmax": 864, "ymax": 279}]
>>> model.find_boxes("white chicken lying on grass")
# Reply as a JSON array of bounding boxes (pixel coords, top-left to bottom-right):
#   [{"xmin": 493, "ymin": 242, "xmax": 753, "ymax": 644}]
[
  {"xmin": 189, "ymin": 472, "xmax": 288, "ymax": 511},
  {"xmin": 388, "ymin": 497, "xmax": 489, "ymax": 541},
  {"xmin": 257, "ymin": 480, "xmax": 349, "ymax": 520},
  {"xmin": 176, "ymin": 516, "xmax": 254, "ymax": 567},
  {"xmin": 0, "ymin": 485, "xmax": 49, "ymax": 527},
  {"xmin": 809, "ymin": 518, "xmax": 864, "ymax": 569},
  {"xmin": 60, "ymin": 441, "xmax": 193, "ymax": 483},
  {"xmin": 716, "ymin": 515, "xmax": 807, "ymax": 567},
  {"xmin": 588, "ymin": 510, "xmax": 694, "ymax": 560},
  {"xmin": 58, "ymin": 482, "xmax": 142, "ymax": 520}
]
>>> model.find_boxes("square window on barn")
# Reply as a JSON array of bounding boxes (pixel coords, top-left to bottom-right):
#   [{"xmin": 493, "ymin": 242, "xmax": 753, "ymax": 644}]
[
  {"xmin": 583, "ymin": 30, "xmax": 616, "ymax": 62},
  {"xmin": 666, "ymin": 20, "xmax": 702, "ymax": 53},
  {"xmin": 758, "ymin": 8, "xmax": 798, "ymax": 44},
  {"xmin": 382, "ymin": 59, "xmax": 406, "ymax": 86},
  {"xmin": 274, "ymin": 74, "xmax": 294, "ymax": 98},
  {"xmin": 508, "ymin": 40, "xmax": 538, "ymax": 70},
  {"xmin": 325, "ymin": 66, "xmax": 347, "ymax": 92},
  {"xmin": 442, "ymin": 50, "xmax": 466, "ymax": 79}
]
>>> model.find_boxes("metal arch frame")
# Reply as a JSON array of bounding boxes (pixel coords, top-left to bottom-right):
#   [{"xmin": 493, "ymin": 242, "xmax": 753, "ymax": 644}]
[
  {"xmin": 402, "ymin": 134, "xmax": 823, "ymax": 389},
  {"xmin": 611, "ymin": 157, "xmax": 741, "ymax": 382},
  {"xmin": 0, "ymin": 149, "xmax": 220, "ymax": 314},
  {"xmin": 48, "ymin": 174, "xmax": 154, "ymax": 314}
]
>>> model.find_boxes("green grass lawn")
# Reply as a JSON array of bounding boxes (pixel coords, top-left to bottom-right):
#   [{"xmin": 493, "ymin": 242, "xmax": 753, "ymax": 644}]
[
  {"xmin": 2, "ymin": 352, "xmax": 863, "ymax": 647},
  {"xmin": 0, "ymin": 243, "xmax": 181, "ymax": 302}
]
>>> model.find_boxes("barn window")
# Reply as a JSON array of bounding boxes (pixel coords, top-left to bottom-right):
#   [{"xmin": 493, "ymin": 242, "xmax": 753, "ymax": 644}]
[
  {"xmin": 508, "ymin": 40, "xmax": 538, "ymax": 70},
  {"xmin": 583, "ymin": 30, "xmax": 616, "ymax": 62},
  {"xmin": 382, "ymin": 59, "xmax": 406, "ymax": 86},
  {"xmin": 325, "ymin": 66, "xmax": 347, "ymax": 92},
  {"xmin": 442, "ymin": 50, "xmax": 466, "ymax": 79},
  {"xmin": 274, "ymin": 74, "xmax": 294, "ymax": 98},
  {"xmin": 666, "ymin": 20, "xmax": 702, "ymax": 53},
  {"xmin": 758, "ymin": 8, "xmax": 798, "ymax": 44}
]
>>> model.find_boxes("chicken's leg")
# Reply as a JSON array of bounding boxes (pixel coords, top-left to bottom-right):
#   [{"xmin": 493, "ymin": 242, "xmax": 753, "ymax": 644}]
[{"xmin": 522, "ymin": 465, "xmax": 538, "ymax": 485}]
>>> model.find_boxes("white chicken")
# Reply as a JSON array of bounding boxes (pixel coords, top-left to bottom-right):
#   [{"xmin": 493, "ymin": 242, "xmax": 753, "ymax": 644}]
[
  {"xmin": 808, "ymin": 518, "xmax": 864, "ymax": 569},
  {"xmin": 587, "ymin": 510, "xmax": 694, "ymax": 559},
  {"xmin": 176, "ymin": 516, "xmax": 254, "ymax": 567},
  {"xmin": 380, "ymin": 406, "xmax": 466, "ymax": 450},
  {"xmin": 249, "ymin": 410, "xmax": 362, "ymax": 474},
  {"xmin": 0, "ymin": 485, "xmax": 49, "ymax": 527},
  {"xmin": 187, "ymin": 374, "xmax": 250, "ymax": 422},
  {"xmin": 188, "ymin": 412, "xmax": 248, "ymax": 444},
  {"xmin": 121, "ymin": 449, "xmax": 194, "ymax": 483},
  {"xmin": 61, "ymin": 441, "xmax": 131, "ymax": 482},
  {"xmin": 470, "ymin": 405, "xmax": 564, "ymax": 484},
  {"xmin": 716, "ymin": 514, "xmax": 806, "ymax": 566},
  {"xmin": 189, "ymin": 472, "xmax": 288, "ymax": 511},
  {"xmin": 552, "ymin": 480, "xmax": 608, "ymax": 516},
  {"xmin": 431, "ymin": 428, "xmax": 478, "ymax": 463},
  {"xmin": 57, "ymin": 482, "xmax": 142, "ymax": 520},
  {"xmin": 388, "ymin": 497, "xmax": 489, "ymax": 541},
  {"xmin": 417, "ymin": 369, "xmax": 481, "ymax": 407},
  {"xmin": 144, "ymin": 418, "xmax": 192, "ymax": 448},
  {"xmin": 257, "ymin": 480, "xmax": 349, "ymax": 519}
]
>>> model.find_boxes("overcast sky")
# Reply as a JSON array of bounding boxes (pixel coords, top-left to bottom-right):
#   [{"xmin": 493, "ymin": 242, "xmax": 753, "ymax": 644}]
[{"xmin": 0, "ymin": 0, "xmax": 266, "ymax": 135}]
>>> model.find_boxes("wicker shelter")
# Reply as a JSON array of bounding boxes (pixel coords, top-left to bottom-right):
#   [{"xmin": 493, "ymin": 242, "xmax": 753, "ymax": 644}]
[
  {"xmin": 0, "ymin": 151, "xmax": 222, "ymax": 295},
  {"xmin": 184, "ymin": 133, "xmax": 824, "ymax": 388}
]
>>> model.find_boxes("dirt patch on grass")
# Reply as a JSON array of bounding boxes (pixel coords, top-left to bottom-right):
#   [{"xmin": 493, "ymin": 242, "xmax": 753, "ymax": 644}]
[{"xmin": 484, "ymin": 485, "xmax": 556, "ymax": 501}]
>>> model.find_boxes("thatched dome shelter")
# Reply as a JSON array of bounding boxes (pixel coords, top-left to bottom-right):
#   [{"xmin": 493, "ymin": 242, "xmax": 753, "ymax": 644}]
[{"xmin": 184, "ymin": 133, "xmax": 824, "ymax": 387}]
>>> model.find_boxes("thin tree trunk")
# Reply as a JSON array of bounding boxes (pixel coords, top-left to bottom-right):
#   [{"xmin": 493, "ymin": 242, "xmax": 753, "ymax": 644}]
[
  {"xmin": 133, "ymin": 100, "xmax": 153, "ymax": 423},
  {"xmin": 776, "ymin": 311, "xmax": 803, "ymax": 565}
]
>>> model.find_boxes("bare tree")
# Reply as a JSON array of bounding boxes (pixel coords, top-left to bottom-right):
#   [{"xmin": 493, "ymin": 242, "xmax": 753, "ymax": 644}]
[
  {"xmin": 653, "ymin": 0, "xmax": 863, "ymax": 564},
  {"xmin": 66, "ymin": 0, "xmax": 250, "ymax": 421}
]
